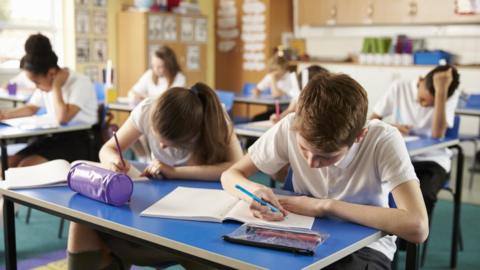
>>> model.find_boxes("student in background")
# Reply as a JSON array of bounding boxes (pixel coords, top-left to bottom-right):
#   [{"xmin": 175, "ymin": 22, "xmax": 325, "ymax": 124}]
[
  {"xmin": 67, "ymin": 83, "xmax": 243, "ymax": 270},
  {"xmin": 370, "ymin": 65, "xmax": 460, "ymax": 226},
  {"xmin": 270, "ymin": 64, "xmax": 329, "ymax": 123},
  {"xmin": 0, "ymin": 33, "xmax": 97, "ymax": 167},
  {"xmin": 252, "ymin": 54, "xmax": 295, "ymax": 98},
  {"xmin": 222, "ymin": 74, "xmax": 428, "ymax": 269},
  {"xmin": 128, "ymin": 46, "xmax": 186, "ymax": 104}
]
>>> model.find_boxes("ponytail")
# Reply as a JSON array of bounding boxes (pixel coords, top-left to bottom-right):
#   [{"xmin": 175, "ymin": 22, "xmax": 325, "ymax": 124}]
[{"xmin": 150, "ymin": 83, "xmax": 231, "ymax": 165}]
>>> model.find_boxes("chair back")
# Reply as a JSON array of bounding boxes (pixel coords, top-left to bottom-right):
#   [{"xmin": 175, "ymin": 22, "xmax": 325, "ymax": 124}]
[
  {"xmin": 283, "ymin": 168, "xmax": 294, "ymax": 192},
  {"xmin": 445, "ymin": 115, "xmax": 460, "ymax": 138},
  {"xmin": 216, "ymin": 90, "xmax": 235, "ymax": 113},
  {"xmin": 466, "ymin": 94, "xmax": 480, "ymax": 107},
  {"xmin": 94, "ymin": 82, "xmax": 105, "ymax": 103}
]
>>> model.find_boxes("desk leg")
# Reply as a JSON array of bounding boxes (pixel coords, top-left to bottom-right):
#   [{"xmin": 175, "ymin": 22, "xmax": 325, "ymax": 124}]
[
  {"xmin": 450, "ymin": 145, "xmax": 464, "ymax": 269},
  {"xmin": 3, "ymin": 197, "xmax": 17, "ymax": 270},
  {"xmin": 405, "ymin": 242, "xmax": 419, "ymax": 270},
  {"xmin": 1, "ymin": 139, "xmax": 8, "ymax": 179}
]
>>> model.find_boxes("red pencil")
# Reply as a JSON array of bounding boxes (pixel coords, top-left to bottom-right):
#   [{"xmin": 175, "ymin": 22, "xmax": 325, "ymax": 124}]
[
  {"xmin": 275, "ymin": 100, "xmax": 280, "ymax": 117},
  {"xmin": 255, "ymin": 229, "xmax": 320, "ymax": 242}
]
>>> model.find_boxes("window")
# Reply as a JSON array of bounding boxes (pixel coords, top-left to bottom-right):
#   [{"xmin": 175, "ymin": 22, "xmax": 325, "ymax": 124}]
[{"xmin": 0, "ymin": 0, "xmax": 63, "ymax": 69}]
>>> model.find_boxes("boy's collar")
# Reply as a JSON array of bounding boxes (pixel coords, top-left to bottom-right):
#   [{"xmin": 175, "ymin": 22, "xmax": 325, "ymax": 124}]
[{"xmin": 333, "ymin": 141, "xmax": 359, "ymax": 169}]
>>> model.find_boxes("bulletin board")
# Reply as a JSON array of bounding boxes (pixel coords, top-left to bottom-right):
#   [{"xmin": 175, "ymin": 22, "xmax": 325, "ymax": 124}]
[{"xmin": 75, "ymin": 0, "xmax": 109, "ymax": 83}]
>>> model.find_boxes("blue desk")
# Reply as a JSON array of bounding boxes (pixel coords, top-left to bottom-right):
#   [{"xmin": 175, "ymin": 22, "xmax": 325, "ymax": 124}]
[
  {"xmin": 1, "ymin": 180, "xmax": 384, "ymax": 270},
  {"xmin": 406, "ymin": 136, "xmax": 463, "ymax": 269}
]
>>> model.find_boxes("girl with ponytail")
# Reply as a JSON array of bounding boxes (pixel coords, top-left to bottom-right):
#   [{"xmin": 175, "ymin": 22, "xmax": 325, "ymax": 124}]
[
  {"xmin": 67, "ymin": 83, "xmax": 243, "ymax": 269},
  {"xmin": 0, "ymin": 33, "xmax": 97, "ymax": 167}
]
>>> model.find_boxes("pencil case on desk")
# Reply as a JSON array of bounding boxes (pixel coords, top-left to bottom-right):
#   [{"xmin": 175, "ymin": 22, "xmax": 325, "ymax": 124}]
[
  {"xmin": 223, "ymin": 223, "xmax": 328, "ymax": 255},
  {"xmin": 67, "ymin": 163, "xmax": 133, "ymax": 206}
]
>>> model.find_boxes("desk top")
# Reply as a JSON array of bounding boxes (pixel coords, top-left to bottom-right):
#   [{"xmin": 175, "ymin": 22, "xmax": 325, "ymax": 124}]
[
  {"xmin": 0, "ymin": 122, "xmax": 92, "ymax": 140},
  {"xmin": 234, "ymin": 95, "xmax": 291, "ymax": 106},
  {"xmin": 107, "ymin": 102, "xmax": 135, "ymax": 112},
  {"xmin": 0, "ymin": 89, "xmax": 31, "ymax": 103},
  {"xmin": 0, "ymin": 180, "xmax": 382, "ymax": 270},
  {"xmin": 456, "ymin": 107, "xmax": 480, "ymax": 116},
  {"xmin": 234, "ymin": 120, "xmax": 273, "ymax": 137}
]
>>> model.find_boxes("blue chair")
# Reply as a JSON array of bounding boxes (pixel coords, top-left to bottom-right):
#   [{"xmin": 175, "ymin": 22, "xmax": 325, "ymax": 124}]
[
  {"xmin": 242, "ymin": 82, "xmax": 271, "ymax": 97},
  {"xmin": 458, "ymin": 94, "xmax": 480, "ymax": 189},
  {"xmin": 420, "ymin": 115, "xmax": 463, "ymax": 266},
  {"xmin": 215, "ymin": 90, "xmax": 235, "ymax": 114}
]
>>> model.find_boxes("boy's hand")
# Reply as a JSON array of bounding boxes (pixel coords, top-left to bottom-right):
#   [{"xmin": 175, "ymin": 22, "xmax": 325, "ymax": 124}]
[
  {"xmin": 103, "ymin": 156, "xmax": 131, "ymax": 173},
  {"xmin": 279, "ymin": 196, "xmax": 329, "ymax": 217},
  {"xmin": 269, "ymin": 113, "xmax": 280, "ymax": 123},
  {"xmin": 393, "ymin": 124, "xmax": 412, "ymax": 135},
  {"xmin": 142, "ymin": 159, "xmax": 174, "ymax": 179},
  {"xmin": 52, "ymin": 68, "xmax": 69, "ymax": 91},
  {"xmin": 433, "ymin": 68, "xmax": 453, "ymax": 97},
  {"xmin": 249, "ymin": 186, "xmax": 288, "ymax": 221}
]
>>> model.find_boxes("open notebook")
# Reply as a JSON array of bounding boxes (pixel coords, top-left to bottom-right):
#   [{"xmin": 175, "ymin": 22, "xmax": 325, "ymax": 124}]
[
  {"xmin": 2, "ymin": 159, "xmax": 147, "ymax": 189},
  {"xmin": 1, "ymin": 115, "xmax": 60, "ymax": 130},
  {"xmin": 141, "ymin": 187, "xmax": 315, "ymax": 229}
]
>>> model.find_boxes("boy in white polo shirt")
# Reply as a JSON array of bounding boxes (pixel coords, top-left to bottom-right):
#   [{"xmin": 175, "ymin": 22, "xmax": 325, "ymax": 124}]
[
  {"xmin": 371, "ymin": 65, "xmax": 460, "ymax": 223},
  {"xmin": 221, "ymin": 73, "xmax": 428, "ymax": 269}
]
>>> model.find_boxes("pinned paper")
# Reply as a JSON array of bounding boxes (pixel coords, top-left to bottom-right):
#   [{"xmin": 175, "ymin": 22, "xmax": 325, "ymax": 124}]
[
  {"xmin": 149, "ymin": 15, "xmax": 163, "ymax": 40},
  {"xmin": 182, "ymin": 17, "xmax": 194, "ymax": 42},
  {"xmin": 216, "ymin": 0, "xmax": 239, "ymax": 52}
]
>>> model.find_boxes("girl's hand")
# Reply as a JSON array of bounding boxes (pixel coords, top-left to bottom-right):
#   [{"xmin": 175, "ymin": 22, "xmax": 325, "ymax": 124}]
[
  {"xmin": 433, "ymin": 68, "xmax": 453, "ymax": 97},
  {"xmin": 279, "ymin": 196, "xmax": 329, "ymax": 217},
  {"xmin": 52, "ymin": 68, "xmax": 69, "ymax": 91},
  {"xmin": 103, "ymin": 155, "xmax": 131, "ymax": 173},
  {"xmin": 249, "ymin": 186, "xmax": 288, "ymax": 221},
  {"xmin": 143, "ymin": 159, "xmax": 174, "ymax": 179}
]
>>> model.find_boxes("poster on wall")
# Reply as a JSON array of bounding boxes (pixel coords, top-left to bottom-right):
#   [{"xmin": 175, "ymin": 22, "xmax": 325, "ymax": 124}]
[
  {"xmin": 93, "ymin": 0, "xmax": 107, "ymax": 7},
  {"xmin": 76, "ymin": 39, "xmax": 90, "ymax": 63},
  {"xmin": 163, "ymin": 16, "xmax": 177, "ymax": 41},
  {"xmin": 92, "ymin": 39, "xmax": 107, "ymax": 62},
  {"xmin": 216, "ymin": 0, "xmax": 238, "ymax": 52},
  {"xmin": 181, "ymin": 17, "xmax": 194, "ymax": 42},
  {"xmin": 93, "ymin": 11, "xmax": 107, "ymax": 34},
  {"xmin": 186, "ymin": 46, "xmax": 200, "ymax": 71},
  {"xmin": 241, "ymin": 0, "xmax": 266, "ymax": 71},
  {"xmin": 84, "ymin": 65, "xmax": 100, "ymax": 82},
  {"xmin": 149, "ymin": 15, "xmax": 163, "ymax": 40},
  {"xmin": 195, "ymin": 18, "xmax": 207, "ymax": 43},
  {"xmin": 76, "ymin": 9, "xmax": 90, "ymax": 34}
]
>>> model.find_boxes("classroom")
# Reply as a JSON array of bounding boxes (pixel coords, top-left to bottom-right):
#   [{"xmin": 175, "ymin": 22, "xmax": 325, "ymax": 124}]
[{"xmin": 0, "ymin": 0, "xmax": 479, "ymax": 269}]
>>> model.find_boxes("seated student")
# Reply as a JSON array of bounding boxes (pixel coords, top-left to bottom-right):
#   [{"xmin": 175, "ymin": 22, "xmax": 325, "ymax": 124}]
[
  {"xmin": 221, "ymin": 74, "xmax": 428, "ymax": 269},
  {"xmin": 67, "ymin": 83, "xmax": 243, "ymax": 270},
  {"xmin": 252, "ymin": 54, "xmax": 296, "ymax": 99},
  {"xmin": 270, "ymin": 64, "xmax": 329, "ymax": 123},
  {"xmin": 370, "ymin": 65, "xmax": 460, "ymax": 226},
  {"xmin": 128, "ymin": 45, "xmax": 186, "ymax": 104},
  {"xmin": 0, "ymin": 33, "xmax": 97, "ymax": 167}
]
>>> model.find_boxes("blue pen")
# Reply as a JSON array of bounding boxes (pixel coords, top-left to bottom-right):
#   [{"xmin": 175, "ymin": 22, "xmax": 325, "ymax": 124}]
[{"xmin": 235, "ymin": 184, "xmax": 279, "ymax": 213}]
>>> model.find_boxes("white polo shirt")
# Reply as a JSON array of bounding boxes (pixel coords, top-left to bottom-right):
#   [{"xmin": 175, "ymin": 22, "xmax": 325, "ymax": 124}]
[
  {"xmin": 131, "ymin": 69, "xmax": 186, "ymax": 98},
  {"xmin": 248, "ymin": 114, "xmax": 419, "ymax": 260},
  {"xmin": 256, "ymin": 72, "xmax": 300, "ymax": 99},
  {"xmin": 28, "ymin": 69, "xmax": 97, "ymax": 125},
  {"xmin": 373, "ymin": 79, "xmax": 460, "ymax": 172},
  {"xmin": 129, "ymin": 98, "xmax": 191, "ymax": 166}
]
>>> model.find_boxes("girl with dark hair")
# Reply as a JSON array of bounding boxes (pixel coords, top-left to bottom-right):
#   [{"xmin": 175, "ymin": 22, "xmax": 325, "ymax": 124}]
[
  {"xmin": 0, "ymin": 33, "xmax": 97, "ymax": 167},
  {"xmin": 128, "ymin": 45, "xmax": 186, "ymax": 104},
  {"xmin": 67, "ymin": 82, "xmax": 243, "ymax": 269}
]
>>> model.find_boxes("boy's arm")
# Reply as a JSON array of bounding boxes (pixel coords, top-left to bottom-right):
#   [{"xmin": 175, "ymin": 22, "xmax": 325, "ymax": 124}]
[
  {"xmin": 221, "ymin": 154, "xmax": 287, "ymax": 220},
  {"xmin": 431, "ymin": 69, "xmax": 453, "ymax": 138},
  {"xmin": 279, "ymin": 180, "xmax": 428, "ymax": 243}
]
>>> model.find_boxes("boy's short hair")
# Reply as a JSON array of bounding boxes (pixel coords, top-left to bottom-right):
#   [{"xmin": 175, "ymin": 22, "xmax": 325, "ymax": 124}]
[
  {"xmin": 294, "ymin": 73, "xmax": 368, "ymax": 152},
  {"xmin": 425, "ymin": 64, "xmax": 460, "ymax": 98}
]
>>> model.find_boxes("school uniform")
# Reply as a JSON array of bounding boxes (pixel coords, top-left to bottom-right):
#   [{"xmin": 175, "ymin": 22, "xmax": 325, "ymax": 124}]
[
  {"xmin": 17, "ymin": 70, "xmax": 98, "ymax": 162},
  {"xmin": 248, "ymin": 114, "xmax": 419, "ymax": 268},
  {"xmin": 373, "ymin": 79, "xmax": 460, "ymax": 220},
  {"xmin": 131, "ymin": 70, "xmax": 186, "ymax": 98}
]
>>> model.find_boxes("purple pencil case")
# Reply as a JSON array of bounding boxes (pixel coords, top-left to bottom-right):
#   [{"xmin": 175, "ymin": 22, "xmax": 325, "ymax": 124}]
[{"xmin": 67, "ymin": 163, "xmax": 133, "ymax": 206}]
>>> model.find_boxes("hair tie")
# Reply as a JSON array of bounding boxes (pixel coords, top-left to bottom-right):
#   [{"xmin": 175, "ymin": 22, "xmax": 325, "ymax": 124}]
[{"xmin": 190, "ymin": 86, "xmax": 199, "ymax": 96}]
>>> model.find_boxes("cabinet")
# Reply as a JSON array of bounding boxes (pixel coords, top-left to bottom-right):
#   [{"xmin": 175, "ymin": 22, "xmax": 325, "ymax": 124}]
[
  {"xmin": 296, "ymin": 0, "xmax": 480, "ymax": 26},
  {"xmin": 117, "ymin": 11, "xmax": 208, "ymax": 97}
]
